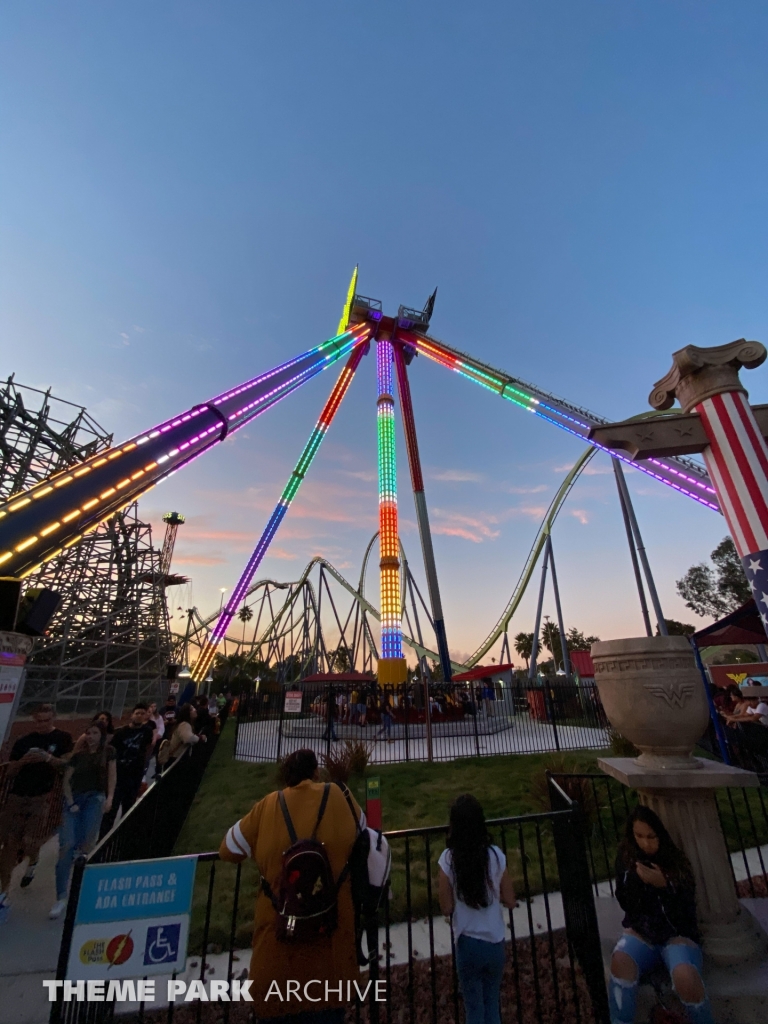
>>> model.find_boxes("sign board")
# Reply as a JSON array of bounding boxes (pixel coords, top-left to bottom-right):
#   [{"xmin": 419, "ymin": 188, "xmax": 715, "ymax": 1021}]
[
  {"xmin": 67, "ymin": 856, "xmax": 197, "ymax": 979},
  {"xmin": 0, "ymin": 634, "xmax": 32, "ymax": 748},
  {"xmin": 366, "ymin": 776, "xmax": 382, "ymax": 830},
  {"xmin": 284, "ymin": 690, "xmax": 302, "ymax": 713},
  {"xmin": 709, "ymin": 663, "xmax": 768, "ymax": 689},
  {"xmin": 169, "ymin": 681, "xmax": 180, "ymax": 695}
]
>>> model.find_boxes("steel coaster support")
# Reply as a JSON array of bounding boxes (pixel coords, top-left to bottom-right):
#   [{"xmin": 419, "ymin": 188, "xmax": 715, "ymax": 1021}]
[
  {"xmin": 376, "ymin": 337, "xmax": 408, "ymax": 686},
  {"xmin": 393, "ymin": 343, "xmax": 453, "ymax": 681},
  {"xmin": 192, "ymin": 341, "xmax": 369, "ymax": 682},
  {"xmin": 613, "ymin": 458, "xmax": 653, "ymax": 637},
  {"xmin": 613, "ymin": 460, "xmax": 668, "ymax": 636},
  {"xmin": 528, "ymin": 537, "xmax": 550, "ymax": 682},
  {"xmin": 547, "ymin": 537, "xmax": 571, "ymax": 680}
]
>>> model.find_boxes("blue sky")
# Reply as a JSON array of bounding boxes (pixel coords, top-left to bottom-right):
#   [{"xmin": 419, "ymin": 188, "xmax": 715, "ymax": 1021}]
[{"xmin": 3, "ymin": 2, "xmax": 768, "ymax": 663}]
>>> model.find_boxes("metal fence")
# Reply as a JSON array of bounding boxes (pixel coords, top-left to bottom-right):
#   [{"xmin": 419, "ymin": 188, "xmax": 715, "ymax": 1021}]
[
  {"xmin": 235, "ymin": 678, "xmax": 610, "ymax": 764},
  {"xmin": 50, "ymin": 789, "xmax": 610, "ymax": 1024},
  {"xmin": 549, "ymin": 771, "xmax": 768, "ymax": 901}
]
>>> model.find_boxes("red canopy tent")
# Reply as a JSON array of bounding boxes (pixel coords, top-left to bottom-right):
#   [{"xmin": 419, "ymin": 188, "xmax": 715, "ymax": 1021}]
[{"xmin": 692, "ymin": 599, "xmax": 767, "ymax": 649}]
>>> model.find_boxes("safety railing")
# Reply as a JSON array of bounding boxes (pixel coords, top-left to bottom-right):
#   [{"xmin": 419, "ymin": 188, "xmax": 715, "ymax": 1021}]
[
  {"xmin": 235, "ymin": 679, "xmax": 610, "ymax": 764},
  {"xmin": 50, "ymin": 799, "xmax": 610, "ymax": 1024}
]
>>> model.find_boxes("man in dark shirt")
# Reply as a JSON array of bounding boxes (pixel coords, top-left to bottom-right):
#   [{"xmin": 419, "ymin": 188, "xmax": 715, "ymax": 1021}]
[
  {"xmin": 0, "ymin": 703, "xmax": 73, "ymax": 911},
  {"xmin": 98, "ymin": 703, "xmax": 154, "ymax": 837}
]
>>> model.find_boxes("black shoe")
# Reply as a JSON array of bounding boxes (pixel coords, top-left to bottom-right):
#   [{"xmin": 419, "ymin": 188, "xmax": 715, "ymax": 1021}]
[{"xmin": 20, "ymin": 862, "xmax": 37, "ymax": 888}]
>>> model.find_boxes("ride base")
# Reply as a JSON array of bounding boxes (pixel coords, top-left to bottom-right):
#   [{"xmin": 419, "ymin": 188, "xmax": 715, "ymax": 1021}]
[{"xmin": 377, "ymin": 657, "xmax": 408, "ymax": 685}]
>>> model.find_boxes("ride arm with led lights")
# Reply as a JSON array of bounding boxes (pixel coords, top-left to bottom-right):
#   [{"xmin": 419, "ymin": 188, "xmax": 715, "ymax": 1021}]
[
  {"xmin": 0, "ymin": 324, "xmax": 371, "ymax": 577},
  {"xmin": 192, "ymin": 340, "xmax": 369, "ymax": 682}
]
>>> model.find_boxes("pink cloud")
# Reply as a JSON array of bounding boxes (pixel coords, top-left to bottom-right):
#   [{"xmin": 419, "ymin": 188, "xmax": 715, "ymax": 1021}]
[
  {"xmin": 568, "ymin": 508, "xmax": 590, "ymax": 524},
  {"xmin": 173, "ymin": 554, "xmax": 226, "ymax": 566}
]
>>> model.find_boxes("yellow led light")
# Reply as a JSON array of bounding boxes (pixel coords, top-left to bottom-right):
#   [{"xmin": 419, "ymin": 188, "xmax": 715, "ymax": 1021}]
[
  {"xmin": 144, "ymin": 462, "xmax": 158, "ymax": 471},
  {"xmin": 53, "ymin": 476, "xmax": 73, "ymax": 488},
  {"xmin": 0, "ymin": 511, "xmax": 6, "ymax": 519},
  {"xmin": 116, "ymin": 478, "xmax": 131, "ymax": 489},
  {"xmin": 9, "ymin": 497, "xmax": 31, "ymax": 511},
  {"xmin": 62, "ymin": 510, "xmax": 81, "ymax": 523},
  {"xmin": 64, "ymin": 535, "xmax": 82, "ymax": 548},
  {"xmin": 40, "ymin": 522, "xmax": 61, "ymax": 536},
  {"xmin": 130, "ymin": 470, "xmax": 145, "ymax": 480},
  {"xmin": 107, "ymin": 450, "xmax": 122, "ymax": 460},
  {"xmin": 43, "ymin": 547, "xmax": 64, "ymax": 563},
  {"xmin": 0, "ymin": 552, "xmax": 12, "ymax": 564},
  {"xmin": 74, "ymin": 467, "xmax": 92, "ymax": 477},
  {"xmin": 16, "ymin": 536, "xmax": 39, "ymax": 552},
  {"xmin": 32, "ymin": 486, "xmax": 54, "ymax": 499},
  {"xmin": 82, "ymin": 498, "xmax": 99, "ymax": 510},
  {"xmin": 100, "ymin": 488, "xmax": 116, "ymax": 499},
  {"xmin": 92, "ymin": 458, "xmax": 108, "ymax": 468},
  {"xmin": 122, "ymin": 443, "xmax": 137, "ymax": 452}
]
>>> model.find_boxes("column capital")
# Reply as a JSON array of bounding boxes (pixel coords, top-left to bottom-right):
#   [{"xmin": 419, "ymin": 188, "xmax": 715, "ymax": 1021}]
[{"xmin": 649, "ymin": 339, "xmax": 766, "ymax": 413}]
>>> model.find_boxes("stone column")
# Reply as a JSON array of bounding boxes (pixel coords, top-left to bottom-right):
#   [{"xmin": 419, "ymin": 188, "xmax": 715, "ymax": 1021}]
[{"xmin": 650, "ymin": 339, "xmax": 768, "ymax": 628}]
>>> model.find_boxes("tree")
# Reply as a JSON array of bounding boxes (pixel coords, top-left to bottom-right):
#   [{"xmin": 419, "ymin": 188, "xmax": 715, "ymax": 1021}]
[
  {"xmin": 514, "ymin": 632, "xmax": 534, "ymax": 668},
  {"xmin": 676, "ymin": 536, "xmax": 751, "ymax": 618},
  {"xmin": 565, "ymin": 628, "xmax": 601, "ymax": 652},
  {"xmin": 238, "ymin": 604, "xmax": 253, "ymax": 644},
  {"xmin": 659, "ymin": 619, "xmax": 696, "ymax": 636},
  {"xmin": 541, "ymin": 619, "xmax": 564, "ymax": 668},
  {"xmin": 328, "ymin": 644, "xmax": 352, "ymax": 673}
]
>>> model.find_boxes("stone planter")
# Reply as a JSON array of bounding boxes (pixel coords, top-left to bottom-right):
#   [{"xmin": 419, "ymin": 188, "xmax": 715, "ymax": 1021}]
[{"xmin": 590, "ymin": 636, "xmax": 710, "ymax": 770}]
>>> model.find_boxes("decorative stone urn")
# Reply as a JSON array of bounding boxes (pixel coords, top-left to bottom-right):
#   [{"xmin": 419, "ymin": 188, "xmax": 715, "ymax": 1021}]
[{"xmin": 591, "ymin": 636, "xmax": 710, "ymax": 770}]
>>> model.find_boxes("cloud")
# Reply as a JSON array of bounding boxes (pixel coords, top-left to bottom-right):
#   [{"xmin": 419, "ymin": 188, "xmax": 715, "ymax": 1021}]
[
  {"xmin": 132, "ymin": 325, "xmax": 146, "ymax": 333},
  {"xmin": 183, "ymin": 527, "xmax": 257, "ymax": 543},
  {"xmin": 509, "ymin": 504, "xmax": 549, "ymax": 520},
  {"xmin": 430, "ymin": 469, "xmax": 484, "ymax": 482},
  {"xmin": 553, "ymin": 463, "xmax": 574, "ymax": 473},
  {"xmin": 582, "ymin": 464, "xmax": 612, "ymax": 476},
  {"xmin": 119, "ymin": 333, "xmax": 130, "ymax": 345},
  {"xmin": 431, "ymin": 509, "xmax": 501, "ymax": 543},
  {"xmin": 341, "ymin": 470, "xmax": 377, "ymax": 482},
  {"xmin": 173, "ymin": 554, "xmax": 226, "ymax": 566},
  {"xmin": 266, "ymin": 547, "xmax": 297, "ymax": 560},
  {"xmin": 568, "ymin": 508, "xmax": 590, "ymax": 524},
  {"xmin": 504, "ymin": 484, "xmax": 548, "ymax": 494}
]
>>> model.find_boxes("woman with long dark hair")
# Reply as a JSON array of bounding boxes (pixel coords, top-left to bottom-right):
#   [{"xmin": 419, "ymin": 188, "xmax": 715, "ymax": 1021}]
[
  {"xmin": 438, "ymin": 795, "xmax": 516, "ymax": 1024},
  {"xmin": 610, "ymin": 805, "xmax": 713, "ymax": 1024}
]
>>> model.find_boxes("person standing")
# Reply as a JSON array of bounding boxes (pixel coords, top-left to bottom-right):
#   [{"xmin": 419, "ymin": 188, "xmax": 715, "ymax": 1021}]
[
  {"xmin": 0, "ymin": 704, "xmax": 73, "ymax": 918},
  {"xmin": 218, "ymin": 748, "xmax": 361, "ymax": 1022},
  {"xmin": 438, "ymin": 794, "xmax": 516, "ymax": 1024},
  {"xmin": 161, "ymin": 703, "xmax": 206, "ymax": 769},
  {"xmin": 98, "ymin": 704, "xmax": 154, "ymax": 837},
  {"xmin": 377, "ymin": 692, "xmax": 394, "ymax": 743},
  {"xmin": 49, "ymin": 722, "xmax": 116, "ymax": 919}
]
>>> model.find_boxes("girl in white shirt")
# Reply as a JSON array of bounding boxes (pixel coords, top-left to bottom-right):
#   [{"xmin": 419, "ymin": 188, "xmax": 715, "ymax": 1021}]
[{"xmin": 438, "ymin": 794, "xmax": 516, "ymax": 1024}]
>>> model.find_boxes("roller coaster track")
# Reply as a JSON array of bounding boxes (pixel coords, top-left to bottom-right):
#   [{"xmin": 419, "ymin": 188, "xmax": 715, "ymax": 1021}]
[{"xmin": 177, "ymin": 445, "xmax": 597, "ymax": 672}]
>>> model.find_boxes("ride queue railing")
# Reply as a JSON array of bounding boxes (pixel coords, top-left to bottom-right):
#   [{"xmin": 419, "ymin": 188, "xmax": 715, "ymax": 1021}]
[
  {"xmin": 51, "ymin": 795, "xmax": 610, "ymax": 1024},
  {"xmin": 235, "ymin": 678, "xmax": 610, "ymax": 764}
]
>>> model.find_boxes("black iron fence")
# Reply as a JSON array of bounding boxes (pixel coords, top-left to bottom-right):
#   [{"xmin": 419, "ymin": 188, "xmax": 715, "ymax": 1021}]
[
  {"xmin": 549, "ymin": 771, "xmax": 768, "ymax": 901},
  {"xmin": 235, "ymin": 678, "xmax": 609, "ymax": 764},
  {"xmin": 50, "ymin": 797, "xmax": 610, "ymax": 1024}
]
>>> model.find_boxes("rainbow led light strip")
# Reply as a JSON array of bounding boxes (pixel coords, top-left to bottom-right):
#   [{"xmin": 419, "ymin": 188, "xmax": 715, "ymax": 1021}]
[
  {"xmin": 0, "ymin": 324, "xmax": 371, "ymax": 577},
  {"xmin": 377, "ymin": 339, "xmax": 403, "ymax": 662},
  {"xmin": 404, "ymin": 332, "xmax": 720, "ymax": 513},
  {"xmin": 192, "ymin": 341, "xmax": 369, "ymax": 682}
]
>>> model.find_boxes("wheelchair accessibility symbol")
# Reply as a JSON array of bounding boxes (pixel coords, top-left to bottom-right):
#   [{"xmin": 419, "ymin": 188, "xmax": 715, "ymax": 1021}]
[{"xmin": 143, "ymin": 924, "xmax": 181, "ymax": 965}]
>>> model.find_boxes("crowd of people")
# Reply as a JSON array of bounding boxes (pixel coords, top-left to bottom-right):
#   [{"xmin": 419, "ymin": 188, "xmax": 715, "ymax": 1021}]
[
  {"xmin": 711, "ymin": 681, "xmax": 768, "ymax": 769},
  {"xmin": 0, "ymin": 692, "xmax": 228, "ymax": 923}
]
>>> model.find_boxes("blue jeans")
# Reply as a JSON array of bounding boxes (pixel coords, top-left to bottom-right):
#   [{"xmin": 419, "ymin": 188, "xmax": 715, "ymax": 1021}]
[
  {"xmin": 56, "ymin": 791, "xmax": 105, "ymax": 900},
  {"xmin": 455, "ymin": 934, "xmax": 505, "ymax": 1024},
  {"xmin": 609, "ymin": 931, "xmax": 713, "ymax": 1024}
]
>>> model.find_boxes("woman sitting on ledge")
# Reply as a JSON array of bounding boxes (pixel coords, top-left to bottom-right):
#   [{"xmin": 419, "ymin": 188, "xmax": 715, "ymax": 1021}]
[{"xmin": 610, "ymin": 805, "xmax": 713, "ymax": 1024}]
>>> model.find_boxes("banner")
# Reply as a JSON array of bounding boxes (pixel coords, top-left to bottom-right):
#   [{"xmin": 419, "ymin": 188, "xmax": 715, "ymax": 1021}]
[{"xmin": 67, "ymin": 856, "xmax": 197, "ymax": 980}]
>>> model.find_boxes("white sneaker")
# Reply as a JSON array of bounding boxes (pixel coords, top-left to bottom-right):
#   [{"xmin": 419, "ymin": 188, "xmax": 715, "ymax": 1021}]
[{"xmin": 49, "ymin": 900, "xmax": 67, "ymax": 920}]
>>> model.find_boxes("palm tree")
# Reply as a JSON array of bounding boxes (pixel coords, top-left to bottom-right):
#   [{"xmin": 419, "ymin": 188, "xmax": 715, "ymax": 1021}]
[
  {"xmin": 514, "ymin": 632, "xmax": 534, "ymax": 669},
  {"xmin": 238, "ymin": 604, "xmax": 253, "ymax": 645}
]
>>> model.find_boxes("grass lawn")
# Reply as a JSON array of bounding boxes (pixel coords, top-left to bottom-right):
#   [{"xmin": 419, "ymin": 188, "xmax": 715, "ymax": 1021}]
[{"xmin": 175, "ymin": 721, "xmax": 610, "ymax": 950}]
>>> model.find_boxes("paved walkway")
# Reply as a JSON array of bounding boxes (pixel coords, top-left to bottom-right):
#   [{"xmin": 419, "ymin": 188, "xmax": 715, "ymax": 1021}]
[{"xmin": 0, "ymin": 835, "xmax": 64, "ymax": 1024}]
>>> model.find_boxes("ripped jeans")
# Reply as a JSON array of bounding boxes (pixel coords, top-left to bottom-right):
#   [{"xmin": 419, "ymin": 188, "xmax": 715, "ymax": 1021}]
[{"xmin": 609, "ymin": 931, "xmax": 713, "ymax": 1024}]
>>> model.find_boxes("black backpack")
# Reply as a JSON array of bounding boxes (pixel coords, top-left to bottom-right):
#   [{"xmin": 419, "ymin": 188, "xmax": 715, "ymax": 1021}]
[{"xmin": 261, "ymin": 783, "xmax": 347, "ymax": 942}]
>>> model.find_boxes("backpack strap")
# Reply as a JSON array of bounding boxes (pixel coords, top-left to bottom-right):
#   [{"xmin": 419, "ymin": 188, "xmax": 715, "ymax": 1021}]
[
  {"xmin": 337, "ymin": 781, "xmax": 362, "ymax": 834},
  {"xmin": 277, "ymin": 791, "xmax": 298, "ymax": 845},
  {"xmin": 311, "ymin": 783, "xmax": 331, "ymax": 841}
]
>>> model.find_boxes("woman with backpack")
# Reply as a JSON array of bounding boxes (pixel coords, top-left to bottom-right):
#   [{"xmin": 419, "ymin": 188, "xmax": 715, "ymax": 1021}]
[
  {"xmin": 438, "ymin": 794, "xmax": 517, "ymax": 1024},
  {"xmin": 609, "ymin": 806, "xmax": 713, "ymax": 1024},
  {"xmin": 218, "ymin": 748, "xmax": 364, "ymax": 1022}
]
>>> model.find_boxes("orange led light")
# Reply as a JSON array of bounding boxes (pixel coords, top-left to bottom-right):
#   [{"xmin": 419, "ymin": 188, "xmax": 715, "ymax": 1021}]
[
  {"xmin": 82, "ymin": 498, "xmax": 99, "ymax": 510},
  {"xmin": 32, "ymin": 486, "xmax": 54, "ymax": 499},
  {"xmin": 53, "ymin": 476, "xmax": 73, "ymax": 488},
  {"xmin": 100, "ymin": 488, "xmax": 116, "ymax": 498},
  {"xmin": 62, "ymin": 510, "xmax": 81, "ymax": 523},
  {"xmin": 0, "ymin": 552, "xmax": 12, "ymax": 564},
  {"xmin": 74, "ymin": 467, "xmax": 92, "ymax": 477},
  {"xmin": 130, "ymin": 470, "xmax": 145, "ymax": 480},
  {"xmin": 16, "ymin": 536, "xmax": 38, "ymax": 552},
  {"xmin": 122, "ymin": 443, "xmax": 137, "ymax": 452},
  {"xmin": 107, "ymin": 451, "xmax": 122, "ymax": 460},
  {"xmin": 64, "ymin": 535, "xmax": 82, "ymax": 548},
  {"xmin": 116, "ymin": 478, "xmax": 131, "ymax": 489},
  {"xmin": 92, "ymin": 458, "xmax": 108, "ymax": 468},
  {"xmin": 40, "ymin": 522, "xmax": 61, "ymax": 536},
  {"xmin": 144, "ymin": 462, "xmax": 158, "ymax": 471},
  {"xmin": 9, "ymin": 497, "xmax": 31, "ymax": 511}
]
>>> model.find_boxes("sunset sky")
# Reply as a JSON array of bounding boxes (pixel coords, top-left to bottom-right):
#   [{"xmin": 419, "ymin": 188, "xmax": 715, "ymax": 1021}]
[{"xmin": 4, "ymin": 2, "xmax": 768, "ymax": 664}]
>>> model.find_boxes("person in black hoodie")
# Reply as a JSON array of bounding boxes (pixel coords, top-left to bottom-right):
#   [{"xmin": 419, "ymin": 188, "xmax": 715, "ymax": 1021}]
[{"xmin": 609, "ymin": 805, "xmax": 713, "ymax": 1024}]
